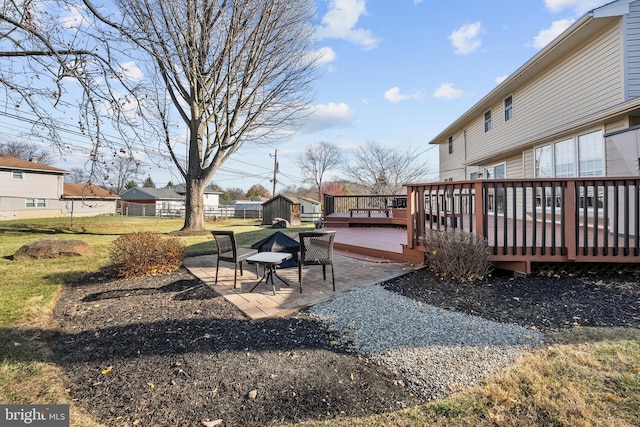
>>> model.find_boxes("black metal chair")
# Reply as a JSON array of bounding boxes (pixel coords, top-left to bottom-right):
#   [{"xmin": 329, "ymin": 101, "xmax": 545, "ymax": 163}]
[
  {"xmin": 298, "ymin": 231, "xmax": 336, "ymax": 293},
  {"xmin": 211, "ymin": 231, "xmax": 258, "ymax": 288}
]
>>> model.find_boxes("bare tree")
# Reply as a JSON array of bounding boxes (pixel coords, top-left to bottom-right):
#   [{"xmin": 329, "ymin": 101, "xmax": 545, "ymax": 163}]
[
  {"xmin": 0, "ymin": 1, "xmax": 130, "ymax": 163},
  {"xmin": 225, "ymin": 187, "xmax": 246, "ymax": 201},
  {"xmin": 297, "ymin": 142, "xmax": 342, "ymax": 202},
  {"xmin": 0, "ymin": 140, "xmax": 54, "ymax": 164},
  {"xmin": 68, "ymin": 167, "xmax": 90, "ymax": 183},
  {"xmin": 81, "ymin": 0, "xmax": 319, "ymax": 231},
  {"xmin": 246, "ymin": 184, "xmax": 271, "ymax": 199},
  {"xmin": 343, "ymin": 141, "xmax": 432, "ymax": 195},
  {"xmin": 94, "ymin": 154, "xmax": 141, "ymax": 194},
  {"xmin": 2, "ymin": 1, "xmax": 318, "ymax": 231}
]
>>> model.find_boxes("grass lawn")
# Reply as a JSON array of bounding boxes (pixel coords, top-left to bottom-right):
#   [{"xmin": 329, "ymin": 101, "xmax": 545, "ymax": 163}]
[{"xmin": 1, "ymin": 216, "xmax": 639, "ymax": 426}]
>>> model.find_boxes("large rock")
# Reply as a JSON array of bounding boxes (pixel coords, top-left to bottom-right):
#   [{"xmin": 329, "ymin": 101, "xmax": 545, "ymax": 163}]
[
  {"xmin": 271, "ymin": 218, "xmax": 290, "ymax": 229},
  {"xmin": 13, "ymin": 238, "xmax": 93, "ymax": 261}
]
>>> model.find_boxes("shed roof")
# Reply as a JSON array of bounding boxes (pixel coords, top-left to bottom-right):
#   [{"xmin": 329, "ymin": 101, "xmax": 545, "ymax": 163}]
[
  {"xmin": 262, "ymin": 194, "xmax": 301, "ymax": 206},
  {"xmin": 171, "ymin": 183, "xmax": 222, "ymax": 195},
  {"xmin": 63, "ymin": 183, "xmax": 118, "ymax": 199},
  {"xmin": 0, "ymin": 155, "xmax": 68, "ymax": 174},
  {"xmin": 119, "ymin": 187, "xmax": 184, "ymax": 201},
  {"xmin": 299, "ymin": 197, "xmax": 321, "ymax": 205}
]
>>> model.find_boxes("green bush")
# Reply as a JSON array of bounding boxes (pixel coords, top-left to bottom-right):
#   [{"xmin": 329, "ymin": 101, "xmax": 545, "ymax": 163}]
[
  {"xmin": 424, "ymin": 230, "xmax": 493, "ymax": 283},
  {"xmin": 109, "ymin": 232, "xmax": 185, "ymax": 278}
]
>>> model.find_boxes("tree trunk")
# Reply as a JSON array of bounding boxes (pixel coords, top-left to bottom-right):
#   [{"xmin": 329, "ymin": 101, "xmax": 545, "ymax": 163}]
[{"xmin": 181, "ymin": 178, "xmax": 206, "ymax": 231}]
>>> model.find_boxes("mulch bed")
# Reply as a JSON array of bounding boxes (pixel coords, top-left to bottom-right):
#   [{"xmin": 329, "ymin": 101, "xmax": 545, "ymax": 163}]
[{"xmin": 50, "ymin": 267, "xmax": 640, "ymax": 426}]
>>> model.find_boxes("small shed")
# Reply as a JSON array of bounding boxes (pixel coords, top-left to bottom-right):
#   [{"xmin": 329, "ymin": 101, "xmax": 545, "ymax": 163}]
[
  {"xmin": 261, "ymin": 194, "xmax": 301, "ymax": 227},
  {"xmin": 118, "ymin": 187, "xmax": 184, "ymax": 216},
  {"xmin": 299, "ymin": 197, "xmax": 322, "ymax": 222}
]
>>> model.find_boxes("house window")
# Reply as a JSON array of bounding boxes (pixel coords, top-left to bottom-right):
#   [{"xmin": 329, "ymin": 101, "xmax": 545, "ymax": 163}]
[
  {"xmin": 25, "ymin": 198, "xmax": 47, "ymax": 208},
  {"xmin": 485, "ymin": 163, "xmax": 505, "ymax": 179},
  {"xmin": 484, "ymin": 163, "xmax": 506, "ymax": 213},
  {"xmin": 448, "ymin": 136, "xmax": 453, "ymax": 154},
  {"xmin": 554, "ymin": 139, "xmax": 574, "ymax": 177},
  {"xmin": 534, "ymin": 130, "xmax": 603, "ymax": 178},
  {"xmin": 534, "ymin": 145, "xmax": 552, "ymax": 178},
  {"xmin": 504, "ymin": 95, "xmax": 513, "ymax": 121},
  {"xmin": 11, "ymin": 170, "xmax": 24, "ymax": 180},
  {"xmin": 484, "ymin": 110, "xmax": 492, "ymax": 132},
  {"xmin": 578, "ymin": 130, "xmax": 604, "ymax": 177},
  {"xmin": 470, "ymin": 171, "xmax": 478, "ymax": 180}
]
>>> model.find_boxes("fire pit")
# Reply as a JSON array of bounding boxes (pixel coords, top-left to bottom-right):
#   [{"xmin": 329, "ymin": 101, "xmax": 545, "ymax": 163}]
[{"xmin": 250, "ymin": 231, "xmax": 299, "ymax": 268}]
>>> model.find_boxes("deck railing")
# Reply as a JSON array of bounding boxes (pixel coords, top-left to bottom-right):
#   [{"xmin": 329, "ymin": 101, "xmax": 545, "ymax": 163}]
[
  {"xmin": 406, "ymin": 178, "xmax": 640, "ymax": 270},
  {"xmin": 324, "ymin": 194, "xmax": 406, "ymax": 216}
]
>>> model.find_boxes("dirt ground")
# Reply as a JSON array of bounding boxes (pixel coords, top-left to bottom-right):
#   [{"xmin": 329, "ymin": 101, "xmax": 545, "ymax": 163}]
[{"xmin": 50, "ymin": 267, "xmax": 640, "ymax": 426}]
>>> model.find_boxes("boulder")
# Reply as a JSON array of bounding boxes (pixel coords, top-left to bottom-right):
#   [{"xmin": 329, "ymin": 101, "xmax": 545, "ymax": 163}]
[
  {"xmin": 271, "ymin": 218, "xmax": 290, "ymax": 229},
  {"xmin": 13, "ymin": 237, "xmax": 93, "ymax": 261}
]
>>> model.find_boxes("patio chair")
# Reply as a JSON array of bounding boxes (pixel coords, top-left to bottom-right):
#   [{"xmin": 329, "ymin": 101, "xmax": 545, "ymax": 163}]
[
  {"xmin": 298, "ymin": 230, "xmax": 336, "ymax": 293},
  {"xmin": 212, "ymin": 231, "xmax": 258, "ymax": 288}
]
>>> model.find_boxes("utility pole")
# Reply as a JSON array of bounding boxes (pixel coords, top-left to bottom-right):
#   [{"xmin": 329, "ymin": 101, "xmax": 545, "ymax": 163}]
[{"xmin": 270, "ymin": 148, "xmax": 278, "ymax": 197}]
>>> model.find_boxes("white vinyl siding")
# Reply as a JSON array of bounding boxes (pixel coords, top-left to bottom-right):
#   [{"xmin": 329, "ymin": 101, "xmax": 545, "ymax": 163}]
[
  {"xmin": 625, "ymin": 1, "xmax": 640, "ymax": 98},
  {"xmin": 438, "ymin": 132, "xmax": 467, "ymax": 181},
  {"xmin": 461, "ymin": 21, "xmax": 623, "ymax": 166}
]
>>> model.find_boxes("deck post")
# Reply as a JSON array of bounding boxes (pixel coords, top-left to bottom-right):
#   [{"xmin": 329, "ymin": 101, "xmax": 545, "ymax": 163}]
[
  {"xmin": 564, "ymin": 182, "xmax": 577, "ymax": 261},
  {"xmin": 473, "ymin": 181, "xmax": 485, "ymax": 239},
  {"xmin": 406, "ymin": 185, "xmax": 417, "ymax": 249}
]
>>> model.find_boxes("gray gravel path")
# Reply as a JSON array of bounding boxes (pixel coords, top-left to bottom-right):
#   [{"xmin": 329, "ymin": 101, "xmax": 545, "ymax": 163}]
[{"xmin": 309, "ymin": 284, "xmax": 543, "ymax": 399}]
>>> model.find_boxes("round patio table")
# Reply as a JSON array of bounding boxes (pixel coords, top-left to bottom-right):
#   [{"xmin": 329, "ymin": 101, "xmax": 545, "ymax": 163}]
[{"xmin": 247, "ymin": 251, "xmax": 293, "ymax": 295}]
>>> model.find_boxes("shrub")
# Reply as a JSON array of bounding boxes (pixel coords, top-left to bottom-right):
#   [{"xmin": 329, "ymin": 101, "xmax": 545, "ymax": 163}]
[
  {"xmin": 109, "ymin": 232, "xmax": 185, "ymax": 278},
  {"xmin": 424, "ymin": 230, "xmax": 493, "ymax": 283}
]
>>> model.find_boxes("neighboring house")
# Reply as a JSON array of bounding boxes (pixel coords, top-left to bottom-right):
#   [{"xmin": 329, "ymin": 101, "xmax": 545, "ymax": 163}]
[
  {"xmin": 0, "ymin": 155, "xmax": 69, "ymax": 220},
  {"xmin": 299, "ymin": 197, "xmax": 322, "ymax": 222},
  {"xmin": 171, "ymin": 184, "xmax": 222, "ymax": 215},
  {"xmin": 62, "ymin": 183, "xmax": 119, "ymax": 217},
  {"xmin": 429, "ymin": 0, "xmax": 640, "ymax": 183},
  {"xmin": 232, "ymin": 200, "xmax": 264, "ymax": 219},
  {"xmin": 118, "ymin": 187, "xmax": 185, "ymax": 216},
  {"xmin": 262, "ymin": 194, "xmax": 301, "ymax": 226}
]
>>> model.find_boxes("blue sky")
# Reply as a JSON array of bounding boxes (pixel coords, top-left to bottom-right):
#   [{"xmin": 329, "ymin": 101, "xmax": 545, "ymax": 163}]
[
  {"xmin": 1, "ymin": 0, "xmax": 606, "ymax": 191},
  {"xmin": 217, "ymin": 0, "xmax": 605, "ymax": 191}
]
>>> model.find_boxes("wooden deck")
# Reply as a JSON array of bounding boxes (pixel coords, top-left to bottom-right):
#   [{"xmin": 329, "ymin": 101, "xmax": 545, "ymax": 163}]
[
  {"xmin": 324, "ymin": 178, "xmax": 640, "ymax": 274},
  {"xmin": 326, "ymin": 226, "xmax": 410, "ymax": 262},
  {"xmin": 323, "ymin": 211, "xmax": 407, "ymax": 228}
]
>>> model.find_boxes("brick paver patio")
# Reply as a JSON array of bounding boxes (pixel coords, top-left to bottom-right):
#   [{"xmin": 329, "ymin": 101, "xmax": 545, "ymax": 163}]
[{"xmin": 184, "ymin": 251, "xmax": 421, "ymax": 320}]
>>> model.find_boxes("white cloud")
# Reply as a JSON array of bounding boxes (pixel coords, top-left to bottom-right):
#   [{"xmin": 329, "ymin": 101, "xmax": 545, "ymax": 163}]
[
  {"xmin": 60, "ymin": 4, "xmax": 90, "ymax": 29},
  {"xmin": 118, "ymin": 61, "xmax": 144, "ymax": 82},
  {"xmin": 316, "ymin": 0, "xmax": 381, "ymax": 50},
  {"xmin": 384, "ymin": 86, "xmax": 423, "ymax": 103},
  {"xmin": 544, "ymin": 0, "xmax": 602, "ymax": 15},
  {"xmin": 449, "ymin": 22, "xmax": 482, "ymax": 55},
  {"xmin": 533, "ymin": 18, "xmax": 575, "ymax": 49},
  {"xmin": 495, "ymin": 75, "xmax": 508, "ymax": 84},
  {"xmin": 299, "ymin": 102, "xmax": 355, "ymax": 133},
  {"xmin": 316, "ymin": 47, "xmax": 337, "ymax": 65},
  {"xmin": 434, "ymin": 83, "xmax": 464, "ymax": 99}
]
